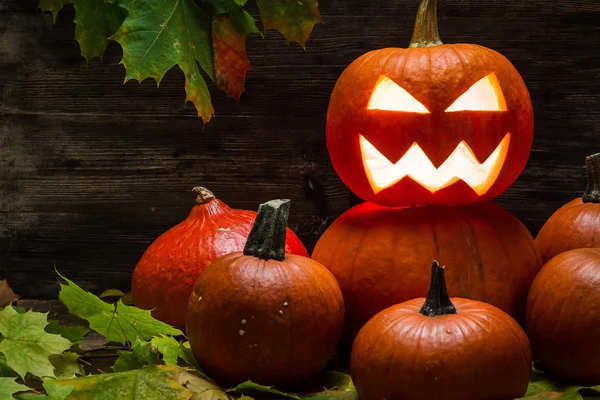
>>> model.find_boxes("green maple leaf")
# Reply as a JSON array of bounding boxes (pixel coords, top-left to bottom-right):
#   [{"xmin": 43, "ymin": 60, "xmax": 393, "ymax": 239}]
[
  {"xmin": 300, "ymin": 371, "xmax": 358, "ymax": 400},
  {"xmin": 151, "ymin": 335, "xmax": 181, "ymax": 367},
  {"xmin": 73, "ymin": 0, "xmax": 127, "ymax": 63},
  {"xmin": 256, "ymin": 0, "xmax": 321, "ymax": 47},
  {"xmin": 50, "ymin": 352, "xmax": 84, "ymax": 379},
  {"xmin": 179, "ymin": 341, "xmax": 202, "ymax": 371},
  {"xmin": 0, "ymin": 378, "xmax": 29, "ymax": 399},
  {"xmin": 0, "ymin": 306, "xmax": 72, "ymax": 379},
  {"xmin": 58, "ymin": 274, "xmax": 182, "ymax": 344},
  {"xmin": 233, "ymin": 381, "xmax": 300, "ymax": 399},
  {"xmin": 45, "ymin": 321, "xmax": 89, "ymax": 343},
  {"xmin": 39, "ymin": 0, "xmax": 127, "ymax": 63},
  {"xmin": 45, "ymin": 365, "xmax": 193, "ymax": 399},
  {"xmin": 38, "ymin": 0, "xmax": 72, "ymax": 22},
  {"xmin": 113, "ymin": 339, "xmax": 159, "ymax": 372},
  {"xmin": 518, "ymin": 368, "xmax": 600, "ymax": 400},
  {"xmin": 111, "ymin": 0, "xmax": 216, "ymax": 123}
]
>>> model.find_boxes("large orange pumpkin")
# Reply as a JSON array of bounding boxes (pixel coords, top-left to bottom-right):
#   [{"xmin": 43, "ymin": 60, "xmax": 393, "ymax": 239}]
[
  {"xmin": 351, "ymin": 261, "xmax": 532, "ymax": 400},
  {"xmin": 312, "ymin": 201, "xmax": 542, "ymax": 348},
  {"xmin": 536, "ymin": 153, "xmax": 600, "ymax": 263},
  {"xmin": 186, "ymin": 199, "xmax": 344, "ymax": 386},
  {"xmin": 326, "ymin": 0, "xmax": 534, "ymax": 207},
  {"xmin": 526, "ymin": 248, "xmax": 600, "ymax": 385},
  {"xmin": 131, "ymin": 187, "xmax": 307, "ymax": 329}
]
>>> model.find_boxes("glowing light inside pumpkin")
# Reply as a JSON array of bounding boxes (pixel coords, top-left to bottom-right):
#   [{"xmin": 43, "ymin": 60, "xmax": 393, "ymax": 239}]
[
  {"xmin": 360, "ymin": 133, "xmax": 511, "ymax": 195},
  {"xmin": 446, "ymin": 73, "xmax": 507, "ymax": 112},
  {"xmin": 367, "ymin": 76, "xmax": 430, "ymax": 113}
]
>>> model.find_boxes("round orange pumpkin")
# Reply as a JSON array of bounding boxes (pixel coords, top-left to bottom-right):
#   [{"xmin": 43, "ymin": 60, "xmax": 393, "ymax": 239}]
[
  {"xmin": 526, "ymin": 248, "xmax": 600, "ymax": 385},
  {"xmin": 326, "ymin": 0, "xmax": 534, "ymax": 207},
  {"xmin": 186, "ymin": 199, "xmax": 344, "ymax": 386},
  {"xmin": 536, "ymin": 153, "xmax": 600, "ymax": 263},
  {"xmin": 131, "ymin": 187, "xmax": 308, "ymax": 329},
  {"xmin": 351, "ymin": 261, "xmax": 532, "ymax": 400},
  {"xmin": 312, "ymin": 201, "xmax": 542, "ymax": 349}
]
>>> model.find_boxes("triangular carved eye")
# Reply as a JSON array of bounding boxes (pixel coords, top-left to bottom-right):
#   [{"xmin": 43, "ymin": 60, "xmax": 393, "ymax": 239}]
[
  {"xmin": 446, "ymin": 73, "xmax": 507, "ymax": 112},
  {"xmin": 368, "ymin": 76, "xmax": 430, "ymax": 113}
]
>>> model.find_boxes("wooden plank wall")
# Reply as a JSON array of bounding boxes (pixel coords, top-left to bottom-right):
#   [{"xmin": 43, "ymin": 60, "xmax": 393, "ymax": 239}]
[{"xmin": 2, "ymin": 0, "xmax": 600, "ymax": 298}]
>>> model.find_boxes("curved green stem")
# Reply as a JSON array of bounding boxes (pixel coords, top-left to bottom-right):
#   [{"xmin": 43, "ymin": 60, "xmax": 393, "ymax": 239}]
[{"xmin": 409, "ymin": 0, "xmax": 443, "ymax": 48}]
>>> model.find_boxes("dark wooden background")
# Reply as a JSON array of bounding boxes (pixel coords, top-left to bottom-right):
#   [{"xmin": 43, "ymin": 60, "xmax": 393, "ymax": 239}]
[{"xmin": 1, "ymin": 0, "xmax": 600, "ymax": 299}]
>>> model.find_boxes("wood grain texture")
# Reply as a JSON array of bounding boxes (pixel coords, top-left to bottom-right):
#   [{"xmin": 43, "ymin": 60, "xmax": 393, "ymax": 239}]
[{"xmin": 2, "ymin": 0, "xmax": 600, "ymax": 299}]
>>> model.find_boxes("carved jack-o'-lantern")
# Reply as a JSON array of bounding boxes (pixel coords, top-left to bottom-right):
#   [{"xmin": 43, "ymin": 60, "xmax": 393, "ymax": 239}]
[{"xmin": 327, "ymin": 0, "xmax": 534, "ymax": 207}]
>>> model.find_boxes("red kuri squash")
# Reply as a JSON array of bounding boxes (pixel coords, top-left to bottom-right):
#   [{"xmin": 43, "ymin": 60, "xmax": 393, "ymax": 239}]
[
  {"xmin": 351, "ymin": 261, "xmax": 532, "ymax": 400},
  {"xmin": 312, "ymin": 201, "xmax": 541, "ymax": 349},
  {"xmin": 536, "ymin": 153, "xmax": 600, "ymax": 263},
  {"xmin": 131, "ymin": 187, "xmax": 307, "ymax": 329},
  {"xmin": 186, "ymin": 199, "xmax": 344, "ymax": 386}
]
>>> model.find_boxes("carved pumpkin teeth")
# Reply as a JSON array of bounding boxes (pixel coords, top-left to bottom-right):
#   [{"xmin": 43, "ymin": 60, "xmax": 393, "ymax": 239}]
[{"xmin": 360, "ymin": 133, "xmax": 511, "ymax": 195}]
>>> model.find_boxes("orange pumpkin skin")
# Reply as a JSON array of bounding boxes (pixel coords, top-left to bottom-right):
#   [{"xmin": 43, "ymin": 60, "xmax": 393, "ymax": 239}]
[
  {"xmin": 186, "ymin": 200, "xmax": 344, "ymax": 386},
  {"xmin": 312, "ymin": 201, "xmax": 542, "ymax": 348},
  {"xmin": 351, "ymin": 263, "xmax": 532, "ymax": 400},
  {"xmin": 352, "ymin": 299, "xmax": 531, "ymax": 400},
  {"xmin": 526, "ymin": 248, "xmax": 600, "ymax": 385},
  {"xmin": 536, "ymin": 154, "xmax": 600, "ymax": 263},
  {"xmin": 131, "ymin": 188, "xmax": 308, "ymax": 329},
  {"xmin": 326, "ymin": 3, "xmax": 533, "ymax": 207}
]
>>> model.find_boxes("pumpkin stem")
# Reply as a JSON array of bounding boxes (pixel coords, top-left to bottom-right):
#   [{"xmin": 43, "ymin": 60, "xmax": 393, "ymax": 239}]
[
  {"xmin": 192, "ymin": 186, "xmax": 216, "ymax": 205},
  {"xmin": 419, "ymin": 261, "xmax": 457, "ymax": 317},
  {"xmin": 243, "ymin": 199, "xmax": 291, "ymax": 261},
  {"xmin": 409, "ymin": 0, "xmax": 443, "ymax": 48},
  {"xmin": 583, "ymin": 153, "xmax": 600, "ymax": 203}
]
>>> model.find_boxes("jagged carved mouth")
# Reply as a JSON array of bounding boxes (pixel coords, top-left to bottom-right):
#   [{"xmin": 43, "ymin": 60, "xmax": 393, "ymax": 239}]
[{"xmin": 359, "ymin": 133, "xmax": 511, "ymax": 195}]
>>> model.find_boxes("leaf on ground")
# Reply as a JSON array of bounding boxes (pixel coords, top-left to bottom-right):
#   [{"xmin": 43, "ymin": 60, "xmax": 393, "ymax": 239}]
[
  {"xmin": 38, "ymin": 0, "xmax": 72, "ymax": 22},
  {"xmin": 0, "ymin": 377, "xmax": 29, "ymax": 399},
  {"xmin": 45, "ymin": 321, "xmax": 89, "ymax": 343},
  {"xmin": 111, "ymin": 0, "xmax": 215, "ymax": 123},
  {"xmin": 256, "ymin": 0, "xmax": 321, "ymax": 47},
  {"xmin": 15, "ymin": 380, "xmax": 75, "ymax": 400},
  {"xmin": 113, "ymin": 339, "xmax": 159, "ymax": 372},
  {"xmin": 58, "ymin": 273, "xmax": 182, "ymax": 344},
  {"xmin": 232, "ymin": 381, "xmax": 300, "ymax": 399},
  {"xmin": 0, "ymin": 281, "xmax": 20, "ymax": 307},
  {"xmin": 45, "ymin": 365, "xmax": 193, "ymax": 399},
  {"xmin": 179, "ymin": 341, "xmax": 202, "ymax": 371},
  {"xmin": 0, "ymin": 306, "xmax": 72, "ymax": 379},
  {"xmin": 50, "ymin": 352, "xmax": 84, "ymax": 379},
  {"xmin": 151, "ymin": 335, "xmax": 181, "ymax": 367},
  {"xmin": 212, "ymin": 15, "xmax": 255, "ymax": 102},
  {"xmin": 72, "ymin": 0, "xmax": 127, "ymax": 62},
  {"xmin": 179, "ymin": 371, "xmax": 230, "ymax": 400},
  {"xmin": 300, "ymin": 370, "xmax": 358, "ymax": 400},
  {"xmin": 519, "ymin": 369, "xmax": 600, "ymax": 400},
  {"xmin": 99, "ymin": 288, "xmax": 125, "ymax": 299},
  {"xmin": 0, "ymin": 353, "xmax": 18, "ymax": 377}
]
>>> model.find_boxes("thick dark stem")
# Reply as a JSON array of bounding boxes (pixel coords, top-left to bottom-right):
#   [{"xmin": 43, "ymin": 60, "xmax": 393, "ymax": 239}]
[
  {"xmin": 243, "ymin": 199, "xmax": 291, "ymax": 261},
  {"xmin": 419, "ymin": 261, "xmax": 457, "ymax": 317},
  {"xmin": 583, "ymin": 154, "xmax": 600, "ymax": 203},
  {"xmin": 409, "ymin": 0, "xmax": 443, "ymax": 48},
  {"xmin": 192, "ymin": 187, "xmax": 216, "ymax": 205}
]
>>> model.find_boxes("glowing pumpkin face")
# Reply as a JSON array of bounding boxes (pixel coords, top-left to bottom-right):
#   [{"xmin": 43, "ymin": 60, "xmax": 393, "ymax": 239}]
[{"xmin": 326, "ymin": 1, "xmax": 534, "ymax": 207}]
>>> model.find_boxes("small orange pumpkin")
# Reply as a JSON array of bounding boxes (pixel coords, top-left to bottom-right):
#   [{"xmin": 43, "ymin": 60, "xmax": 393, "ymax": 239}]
[
  {"xmin": 351, "ymin": 261, "xmax": 532, "ymax": 400},
  {"xmin": 536, "ymin": 153, "xmax": 600, "ymax": 263},
  {"xmin": 526, "ymin": 248, "xmax": 600, "ymax": 385},
  {"xmin": 186, "ymin": 199, "xmax": 344, "ymax": 386}
]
